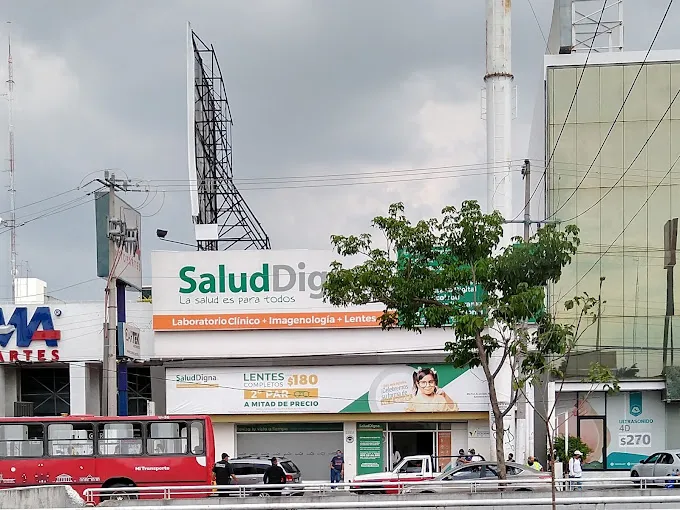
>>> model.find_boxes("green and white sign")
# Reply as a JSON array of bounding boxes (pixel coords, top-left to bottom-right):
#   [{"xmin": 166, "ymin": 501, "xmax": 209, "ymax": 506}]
[
  {"xmin": 606, "ymin": 391, "xmax": 665, "ymax": 469},
  {"xmin": 357, "ymin": 423, "xmax": 385, "ymax": 475},
  {"xmin": 166, "ymin": 364, "xmax": 489, "ymax": 415},
  {"xmin": 396, "ymin": 249, "xmax": 486, "ymax": 326}
]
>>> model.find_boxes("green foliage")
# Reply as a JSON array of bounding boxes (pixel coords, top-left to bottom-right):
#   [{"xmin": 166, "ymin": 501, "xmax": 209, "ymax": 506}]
[
  {"xmin": 554, "ymin": 435, "xmax": 592, "ymax": 463},
  {"xmin": 323, "ymin": 201, "xmax": 581, "ymax": 373},
  {"xmin": 322, "ymin": 200, "xmax": 618, "ymax": 470}
]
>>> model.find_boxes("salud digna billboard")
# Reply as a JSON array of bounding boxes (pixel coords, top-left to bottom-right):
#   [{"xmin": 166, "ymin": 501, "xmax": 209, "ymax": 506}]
[{"xmin": 151, "ymin": 249, "xmax": 483, "ymax": 332}]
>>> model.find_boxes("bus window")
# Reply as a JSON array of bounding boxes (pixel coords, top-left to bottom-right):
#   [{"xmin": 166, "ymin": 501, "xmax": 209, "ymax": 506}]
[
  {"xmin": 0, "ymin": 423, "xmax": 44, "ymax": 458},
  {"xmin": 147, "ymin": 422, "xmax": 188, "ymax": 455},
  {"xmin": 98, "ymin": 422, "xmax": 143, "ymax": 456},
  {"xmin": 48, "ymin": 423, "xmax": 94, "ymax": 457},
  {"xmin": 190, "ymin": 421, "xmax": 205, "ymax": 455}
]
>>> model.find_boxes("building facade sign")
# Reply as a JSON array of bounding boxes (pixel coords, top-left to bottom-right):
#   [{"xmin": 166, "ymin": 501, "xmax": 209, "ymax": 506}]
[
  {"xmin": 0, "ymin": 306, "xmax": 61, "ymax": 362},
  {"xmin": 117, "ymin": 322, "xmax": 141, "ymax": 360},
  {"xmin": 151, "ymin": 250, "xmax": 384, "ymax": 331},
  {"xmin": 95, "ymin": 191, "xmax": 142, "ymax": 291},
  {"xmin": 166, "ymin": 364, "xmax": 489, "ymax": 415}
]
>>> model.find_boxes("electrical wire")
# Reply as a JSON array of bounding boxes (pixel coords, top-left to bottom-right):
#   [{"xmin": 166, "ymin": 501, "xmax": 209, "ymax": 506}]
[
  {"xmin": 558, "ymin": 89, "xmax": 680, "ymax": 224},
  {"xmin": 547, "ymin": 0, "xmax": 675, "ymax": 222},
  {"xmin": 509, "ymin": 0, "xmax": 607, "ymax": 223},
  {"xmin": 526, "ymin": 0, "xmax": 547, "ymax": 46},
  {"xmin": 554, "ymin": 150, "xmax": 680, "ymax": 304}
]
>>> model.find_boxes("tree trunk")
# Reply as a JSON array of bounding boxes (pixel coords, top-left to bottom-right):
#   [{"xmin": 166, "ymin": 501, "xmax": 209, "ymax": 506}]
[
  {"xmin": 475, "ymin": 333, "xmax": 507, "ymax": 480},
  {"xmin": 547, "ymin": 432, "xmax": 557, "ymax": 510}
]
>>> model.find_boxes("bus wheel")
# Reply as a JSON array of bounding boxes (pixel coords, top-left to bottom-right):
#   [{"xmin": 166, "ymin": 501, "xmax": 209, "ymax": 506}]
[{"xmin": 107, "ymin": 483, "xmax": 138, "ymax": 501}]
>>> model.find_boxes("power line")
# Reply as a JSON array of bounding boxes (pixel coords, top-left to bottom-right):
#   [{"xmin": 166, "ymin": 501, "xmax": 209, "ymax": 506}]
[
  {"xmin": 555, "ymin": 150, "xmax": 680, "ymax": 304},
  {"xmin": 558, "ymin": 88, "xmax": 680, "ymax": 224},
  {"xmin": 510, "ymin": 1, "xmax": 607, "ymax": 222},
  {"xmin": 547, "ymin": 0, "xmax": 675, "ymax": 222},
  {"xmin": 526, "ymin": 0, "xmax": 547, "ymax": 45},
  {"xmin": 134, "ymin": 160, "xmax": 524, "ymax": 184}
]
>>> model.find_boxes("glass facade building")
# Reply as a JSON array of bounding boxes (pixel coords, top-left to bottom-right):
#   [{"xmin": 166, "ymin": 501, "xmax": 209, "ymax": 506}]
[{"xmin": 547, "ymin": 55, "xmax": 680, "ymax": 379}]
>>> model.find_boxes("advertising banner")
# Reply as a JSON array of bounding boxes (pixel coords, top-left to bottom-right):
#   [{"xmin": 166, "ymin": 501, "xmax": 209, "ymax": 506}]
[
  {"xmin": 151, "ymin": 250, "xmax": 384, "ymax": 332},
  {"xmin": 95, "ymin": 191, "xmax": 142, "ymax": 291},
  {"xmin": 166, "ymin": 364, "xmax": 489, "ymax": 415},
  {"xmin": 356, "ymin": 424, "xmax": 384, "ymax": 475},
  {"xmin": 606, "ymin": 391, "xmax": 665, "ymax": 469}
]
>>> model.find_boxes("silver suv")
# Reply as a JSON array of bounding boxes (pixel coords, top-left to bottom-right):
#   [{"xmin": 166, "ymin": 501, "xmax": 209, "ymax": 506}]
[{"xmin": 230, "ymin": 456, "xmax": 303, "ymax": 496}]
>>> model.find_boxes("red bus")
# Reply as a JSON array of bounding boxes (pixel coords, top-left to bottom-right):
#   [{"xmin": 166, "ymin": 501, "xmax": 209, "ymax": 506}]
[{"xmin": 0, "ymin": 414, "xmax": 214, "ymax": 501}]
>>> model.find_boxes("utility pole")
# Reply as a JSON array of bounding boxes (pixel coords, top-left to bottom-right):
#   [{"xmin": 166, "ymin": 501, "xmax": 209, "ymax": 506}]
[
  {"xmin": 6, "ymin": 23, "xmax": 17, "ymax": 302},
  {"xmin": 522, "ymin": 159, "xmax": 531, "ymax": 242},
  {"xmin": 97, "ymin": 171, "xmax": 132, "ymax": 417},
  {"xmin": 105, "ymin": 177, "xmax": 117, "ymax": 416}
]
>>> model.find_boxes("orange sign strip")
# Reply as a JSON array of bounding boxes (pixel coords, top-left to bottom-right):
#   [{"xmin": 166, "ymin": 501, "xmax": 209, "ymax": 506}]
[
  {"xmin": 243, "ymin": 388, "xmax": 320, "ymax": 399},
  {"xmin": 152, "ymin": 310, "xmax": 382, "ymax": 331}
]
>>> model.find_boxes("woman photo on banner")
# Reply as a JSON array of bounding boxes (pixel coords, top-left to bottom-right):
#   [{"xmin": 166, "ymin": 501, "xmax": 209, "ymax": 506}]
[{"xmin": 405, "ymin": 367, "xmax": 459, "ymax": 412}]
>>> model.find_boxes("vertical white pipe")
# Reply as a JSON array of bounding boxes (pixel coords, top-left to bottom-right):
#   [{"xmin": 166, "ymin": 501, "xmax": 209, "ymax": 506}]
[
  {"xmin": 485, "ymin": 0, "xmax": 514, "ymax": 232},
  {"xmin": 485, "ymin": 0, "xmax": 516, "ymax": 461}
]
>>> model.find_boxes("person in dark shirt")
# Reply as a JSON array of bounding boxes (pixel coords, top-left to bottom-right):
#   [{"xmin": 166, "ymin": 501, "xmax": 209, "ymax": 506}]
[
  {"xmin": 330, "ymin": 450, "xmax": 344, "ymax": 485},
  {"xmin": 262, "ymin": 457, "xmax": 287, "ymax": 496},
  {"xmin": 212, "ymin": 453, "xmax": 236, "ymax": 496}
]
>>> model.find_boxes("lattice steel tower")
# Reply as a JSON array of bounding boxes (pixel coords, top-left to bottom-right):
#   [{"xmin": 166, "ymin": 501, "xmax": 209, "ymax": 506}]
[{"xmin": 186, "ymin": 23, "xmax": 270, "ymax": 251}]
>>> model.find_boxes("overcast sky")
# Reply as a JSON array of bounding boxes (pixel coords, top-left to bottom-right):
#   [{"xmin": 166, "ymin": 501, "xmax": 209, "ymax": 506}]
[{"xmin": 0, "ymin": 0, "xmax": 678, "ymax": 301}]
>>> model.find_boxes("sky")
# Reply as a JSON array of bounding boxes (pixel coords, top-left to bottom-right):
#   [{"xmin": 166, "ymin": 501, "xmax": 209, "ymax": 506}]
[{"xmin": 0, "ymin": 0, "xmax": 678, "ymax": 302}]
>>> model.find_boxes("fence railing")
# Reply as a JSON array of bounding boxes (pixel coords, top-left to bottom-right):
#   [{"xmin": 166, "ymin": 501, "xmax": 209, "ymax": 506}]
[
  {"xmin": 81, "ymin": 474, "xmax": 680, "ymax": 504},
  {"xmin": 76, "ymin": 493, "xmax": 680, "ymax": 510}
]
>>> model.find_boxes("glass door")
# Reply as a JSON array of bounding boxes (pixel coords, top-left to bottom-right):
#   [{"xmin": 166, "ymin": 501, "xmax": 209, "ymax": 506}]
[{"xmin": 389, "ymin": 431, "xmax": 435, "ymax": 469}]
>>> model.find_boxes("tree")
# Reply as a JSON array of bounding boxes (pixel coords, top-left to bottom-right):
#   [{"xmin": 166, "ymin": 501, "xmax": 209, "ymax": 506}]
[
  {"xmin": 322, "ymin": 200, "xmax": 587, "ymax": 479},
  {"xmin": 518, "ymin": 290, "xmax": 617, "ymax": 508}
]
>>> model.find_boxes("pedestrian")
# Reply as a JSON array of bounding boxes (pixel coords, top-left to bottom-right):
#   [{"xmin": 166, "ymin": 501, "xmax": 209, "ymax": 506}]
[
  {"xmin": 527, "ymin": 456, "xmax": 543, "ymax": 471},
  {"xmin": 568, "ymin": 450, "xmax": 583, "ymax": 491},
  {"xmin": 263, "ymin": 457, "xmax": 287, "ymax": 496},
  {"xmin": 456, "ymin": 449, "xmax": 467, "ymax": 466},
  {"xmin": 330, "ymin": 449, "xmax": 344, "ymax": 486},
  {"xmin": 507, "ymin": 453, "xmax": 514, "ymax": 463},
  {"xmin": 212, "ymin": 453, "xmax": 236, "ymax": 496}
]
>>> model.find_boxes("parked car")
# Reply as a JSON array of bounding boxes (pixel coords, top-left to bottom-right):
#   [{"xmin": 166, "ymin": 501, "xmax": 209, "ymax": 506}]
[
  {"xmin": 402, "ymin": 461, "xmax": 551, "ymax": 494},
  {"xmin": 630, "ymin": 450, "xmax": 680, "ymax": 485},
  {"xmin": 228, "ymin": 456, "xmax": 303, "ymax": 497},
  {"xmin": 350, "ymin": 454, "xmax": 485, "ymax": 494}
]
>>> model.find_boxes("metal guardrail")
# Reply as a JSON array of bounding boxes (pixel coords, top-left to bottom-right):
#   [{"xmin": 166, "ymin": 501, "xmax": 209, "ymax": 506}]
[
  {"xmin": 81, "ymin": 475, "xmax": 680, "ymax": 504},
  {"xmin": 69, "ymin": 494, "xmax": 680, "ymax": 510}
]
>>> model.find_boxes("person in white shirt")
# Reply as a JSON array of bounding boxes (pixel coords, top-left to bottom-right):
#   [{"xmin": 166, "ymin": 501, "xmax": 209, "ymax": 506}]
[{"xmin": 568, "ymin": 450, "xmax": 583, "ymax": 491}]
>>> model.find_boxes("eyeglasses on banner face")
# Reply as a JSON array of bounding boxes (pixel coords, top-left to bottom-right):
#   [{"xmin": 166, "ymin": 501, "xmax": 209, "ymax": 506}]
[{"xmin": 418, "ymin": 380, "xmax": 436, "ymax": 387}]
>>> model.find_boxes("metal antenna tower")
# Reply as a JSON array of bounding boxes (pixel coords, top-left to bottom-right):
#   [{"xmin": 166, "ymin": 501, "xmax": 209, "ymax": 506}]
[
  {"xmin": 571, "ymin": 0, "xmax": 623, "ymax": 53},
  {"xmin": 6, "ymin": 22, "xmax": 17, "ymax": 302},
  {"xmin": 187, "ymin": 24, "xmax": 270, "ymax": 251}
]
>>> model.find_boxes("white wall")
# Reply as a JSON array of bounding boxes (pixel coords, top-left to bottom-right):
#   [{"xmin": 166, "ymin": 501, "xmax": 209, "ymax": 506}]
[
  {"xmin": 0, "ymin": 302, "xmax": 154, "ymax": 363},
  {"xmin": 69, "ymin": 363, "xmax": 102, "ymax": 415},
  {"xmin": 343, "ymin": 422, "xmax": 357, "ymax": 480},
  {"xmin": 213, "ymin": 422, "xmax": 236, "ymax": 460},
  {"xmin": 153, "ymin": 326, "xmax": 452, "ymax": 359},
  {"xmin": 0, "ymin": 365, "xmax": 18, "ymax": 417},
  {"xmin": 467, "ymin": 420, "xmax": 491, "ymax": 460},
  {"xmin": 451, "ymin": 422, "xmax": 468, "ymax": 459}
]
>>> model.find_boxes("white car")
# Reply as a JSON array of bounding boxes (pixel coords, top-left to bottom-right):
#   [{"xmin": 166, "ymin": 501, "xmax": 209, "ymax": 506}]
[{"xmin": 630, "ymin": 450, "xmax": 680, "ymax": 483}]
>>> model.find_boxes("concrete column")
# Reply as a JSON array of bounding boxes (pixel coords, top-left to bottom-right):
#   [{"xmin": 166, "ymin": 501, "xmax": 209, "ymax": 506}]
[
  {"xmin": 343, "ymin": 422, "xmax": 357, "ymax": 481},
  {"xmin": 0, "ymin": 365, "xmax": 19, "ymax": 417},
  {"xmin": 150, "ymin": 365, "xmax": 167, "ymax": 415},
  {"xmin": 215, "ymin": 422, "xmax": 236, "ymax": 460},
  {"xmin": 69, "ymin": 363, "xmax": 87, "ymax": 415},
  {"xmin": 86, "ymin": 364, "xmax": 102, "ymax": 415},
  {"xmin": 487, "ymin": 350, "xmax": 516, "ymax": 461}
]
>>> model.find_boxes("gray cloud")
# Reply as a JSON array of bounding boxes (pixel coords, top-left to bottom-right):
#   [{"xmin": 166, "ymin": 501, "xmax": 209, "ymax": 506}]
[{"xmin": 0, "ymin": 0, "xmax": 677, "ymax": 300}]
